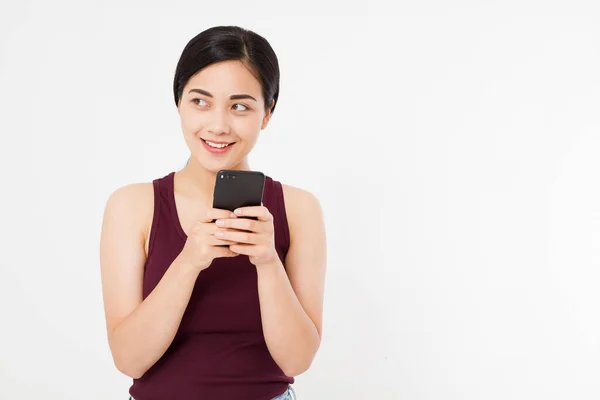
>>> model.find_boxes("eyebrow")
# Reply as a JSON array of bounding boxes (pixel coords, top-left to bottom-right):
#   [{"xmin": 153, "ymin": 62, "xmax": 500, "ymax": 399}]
[{"xmin": 188, "ymin": 88, "xmax": 257, "ymax": 102}]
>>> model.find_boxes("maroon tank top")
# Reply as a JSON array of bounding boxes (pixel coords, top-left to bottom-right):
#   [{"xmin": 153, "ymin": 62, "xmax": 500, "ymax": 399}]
[{"xmin": 129, "ymin": 171, "xmax": 294, "ymax": 400}]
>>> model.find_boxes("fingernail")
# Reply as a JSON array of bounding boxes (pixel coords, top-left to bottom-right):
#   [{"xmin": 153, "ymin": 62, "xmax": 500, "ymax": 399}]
[
  {"xmin": 215, "ymin": 231, "xmax": 224, "ymax": 237},
  {"xmin": 234, "ymin": 209, "xmax": 242, "ymax": 215},
  {"xmin": 215, "ymin": 220, "xmax": 224, "ymax": 226}
]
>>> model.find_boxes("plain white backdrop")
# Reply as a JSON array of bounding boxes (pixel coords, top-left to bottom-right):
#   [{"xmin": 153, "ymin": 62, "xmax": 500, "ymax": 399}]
[{"xmin": 1, "ymin": 1, "xmax": 599, "ymax": 399}]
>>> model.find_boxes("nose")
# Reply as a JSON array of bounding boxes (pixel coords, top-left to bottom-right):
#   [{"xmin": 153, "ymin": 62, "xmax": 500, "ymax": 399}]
[{"xmin": 206, "ymin": 108, "xmax": 231, "ymax": 135}]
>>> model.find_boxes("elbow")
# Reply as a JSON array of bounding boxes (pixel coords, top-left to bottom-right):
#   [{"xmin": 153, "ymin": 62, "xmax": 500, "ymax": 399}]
[
  {"xmin": 283, "ymin": 332, "xmax": 321, "ymax": 376},
  {"xmin": 282, "ymin": 356, "xmax": 314, "ymax": 377},
  {"xmin": 282, "ymin": 364, "xmax": 308, "ymax": 378},
  {"xmin": 108, "ymin": 332, "xmax": 147, "ymax": 379},
  {"xmin": 281, "ymin": 346, "xmax": 319, "ymax": 377},
  {"xmin": 114, "ymin": 356, "xmax": 146, "ymax": 379},
  {"xmin": 110, "ymin": 346, "xmax": 147, "ymax": 379}
]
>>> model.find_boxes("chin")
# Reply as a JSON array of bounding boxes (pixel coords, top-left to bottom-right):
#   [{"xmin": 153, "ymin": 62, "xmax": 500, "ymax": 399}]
[{"xmin": 192, "ymin": 157, "xmax": 235, "ymax": 174}]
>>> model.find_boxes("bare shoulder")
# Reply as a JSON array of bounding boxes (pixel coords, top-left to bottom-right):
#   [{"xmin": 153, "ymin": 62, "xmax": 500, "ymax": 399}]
[
  {"xmin": 281, "ymin": 183, "xmax": 323, "ymax": 220},
  {"xmin": 281, "ymin": 183, "xmax": 319, "ymax": 202},
  {"xmin": 102, "ymin": 182, "xmax": 154, "ymax": 246},
  {"xmin": 280, "ymin": 183, "xmax": 325, "ymax": 244},
  {"xmin": 105, "ymin": 182, "xmax": 153, "ymax": 212}
]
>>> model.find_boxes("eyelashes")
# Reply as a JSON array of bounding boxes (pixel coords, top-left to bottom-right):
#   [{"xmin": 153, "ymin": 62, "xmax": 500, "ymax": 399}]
[
  {"xmin": 191, "ymin": 98, "xmax": 250, "ymax": 112},
  {"xmin": 232, "ymin": 103, "xmax": 249, "ymax": 112}
]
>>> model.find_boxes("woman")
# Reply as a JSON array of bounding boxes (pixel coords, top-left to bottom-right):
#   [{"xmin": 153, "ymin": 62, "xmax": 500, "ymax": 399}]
[{"xmin": 99, "ymin": 25, "xmax": 327, "ymax": 400}]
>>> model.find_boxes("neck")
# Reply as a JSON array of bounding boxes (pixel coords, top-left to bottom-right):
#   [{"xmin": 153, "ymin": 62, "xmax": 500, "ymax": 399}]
[{"xmin": 177, "ymin": 155, "xmax": 251, "ymax": 201}]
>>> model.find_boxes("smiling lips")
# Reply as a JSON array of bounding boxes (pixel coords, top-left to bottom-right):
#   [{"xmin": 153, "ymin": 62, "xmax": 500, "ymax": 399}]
[{"xmin": 202, "ymin": 138, "xmax": 235, "ymax": 154}]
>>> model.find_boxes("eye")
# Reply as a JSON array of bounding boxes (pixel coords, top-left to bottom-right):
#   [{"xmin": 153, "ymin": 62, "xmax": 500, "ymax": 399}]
[
  {"xmin": 233, "ymin": 103, "xmax": 249, "ymax": 112},
  {"xmin": 192, "ymin": 98, "xmax": 208, "ymax": 107}
]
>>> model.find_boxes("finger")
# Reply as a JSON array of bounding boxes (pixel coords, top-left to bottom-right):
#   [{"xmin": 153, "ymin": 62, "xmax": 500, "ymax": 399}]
[
  {"xmin": 214, "ymin": 217, "xmax": 266, "ymax": 233},
  {"xmin": 233, "ymin": 206, "xmax": 272, "ymax": 222},
  {"xmin": 215, "ymin": 246, "xmax": 239, "ymax": 258},
  {"xmin": 214, "ymin": 229, "xmax": 259, "ymax": 244},
  {"xmin": 206, "ymin": 234, "xmax": 238, "ymax": 246},
  {"xmin": 198, "ymin": 208, "xmax": 238, "ymax": 223},
  {"xmin": 228, "ymin": 243, "xmax": 256, "ymax": 256}
]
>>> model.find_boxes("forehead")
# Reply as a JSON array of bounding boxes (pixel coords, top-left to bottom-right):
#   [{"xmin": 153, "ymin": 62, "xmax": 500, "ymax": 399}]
[{"xmin": 185, "ymin": 60, "xmax": 262, "ymax": 99}]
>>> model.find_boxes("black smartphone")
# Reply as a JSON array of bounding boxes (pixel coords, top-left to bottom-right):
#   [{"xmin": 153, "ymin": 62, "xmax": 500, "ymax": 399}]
[{"xmin": 212, "ymin": 170, "xmax": 266, "ymax": 221}]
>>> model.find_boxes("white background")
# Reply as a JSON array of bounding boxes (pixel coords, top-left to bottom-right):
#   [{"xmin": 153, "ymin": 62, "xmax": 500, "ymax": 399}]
[{"xmin": 1, "ymin": 1, "xmax": 599, "ymax": 399}]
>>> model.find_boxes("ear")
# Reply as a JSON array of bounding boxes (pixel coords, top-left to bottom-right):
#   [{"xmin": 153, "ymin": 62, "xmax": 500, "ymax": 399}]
[{"xmin": 261, "ymin": 99, "xmax": 275, "ymax": 130}]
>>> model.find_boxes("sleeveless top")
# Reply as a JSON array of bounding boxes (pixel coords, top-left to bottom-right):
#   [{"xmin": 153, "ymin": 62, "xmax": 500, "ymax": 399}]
[{"xmin": 129, "ymin": 171, "xmax": 294, "ymax": 400}]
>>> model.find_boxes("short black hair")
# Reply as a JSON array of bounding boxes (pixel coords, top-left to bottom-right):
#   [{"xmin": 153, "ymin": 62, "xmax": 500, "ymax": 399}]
[{"xmin": 173, "ymin": 25, "xmax": 280, "ymax": 114}]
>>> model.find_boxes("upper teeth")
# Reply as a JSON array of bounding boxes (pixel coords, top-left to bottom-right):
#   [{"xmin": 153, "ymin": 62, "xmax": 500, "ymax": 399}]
[{"xmin": 206, "ymin": 141, "xmax": 230, "ymax": 148}]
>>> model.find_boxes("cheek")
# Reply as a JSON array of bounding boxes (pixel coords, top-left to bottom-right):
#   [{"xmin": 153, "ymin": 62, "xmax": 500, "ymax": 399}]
[
  {"xmin": 180, "ymin": 111, "xmax": 206, "ymax": 133},
  {"xmin": 232, "ymin": 114, "xmax": 262, "ymax": 132},
  {"xmin": 234, "ymin": 127, "xmax": 260, "ymax": 144}
]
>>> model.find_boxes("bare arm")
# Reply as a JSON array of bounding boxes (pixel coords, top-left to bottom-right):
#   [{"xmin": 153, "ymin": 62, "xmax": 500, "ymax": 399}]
[
  {"xmin": 100, "ymin": 183, "xmax": 200, "ymax": 379},
  {"xmin": 256, "ymin": 186, "xmax": 327, "ymax": 376}
]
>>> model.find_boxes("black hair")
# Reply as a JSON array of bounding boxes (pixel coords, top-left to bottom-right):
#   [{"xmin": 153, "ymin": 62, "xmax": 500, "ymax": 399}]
[{"xmin": 173, "ymin": 25, "xmax": 280, "ymax": 115}]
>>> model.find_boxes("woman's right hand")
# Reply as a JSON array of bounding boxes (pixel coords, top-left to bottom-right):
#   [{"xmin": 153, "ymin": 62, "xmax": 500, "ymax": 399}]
[{"xmin": 178, "ymin": 208, "xmax": 239, "ymax": 272}]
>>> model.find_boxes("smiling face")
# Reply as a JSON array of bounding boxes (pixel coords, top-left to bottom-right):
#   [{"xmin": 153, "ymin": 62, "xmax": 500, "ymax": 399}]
[{"xmin": 177, "ymin": 60, "xmax": 273, "ymax": 172}]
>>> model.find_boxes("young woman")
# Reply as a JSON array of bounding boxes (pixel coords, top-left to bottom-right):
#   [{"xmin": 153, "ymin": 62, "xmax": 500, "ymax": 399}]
[{"xmin": 99, "ymin": 26, "xmax": 327, "ymax": 400}]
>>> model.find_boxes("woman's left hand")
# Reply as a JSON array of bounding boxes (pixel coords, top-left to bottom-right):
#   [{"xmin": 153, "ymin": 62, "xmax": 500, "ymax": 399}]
[{"xmin": 213, "ymin": 206, "xmax": 279, "ymax": 268}]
